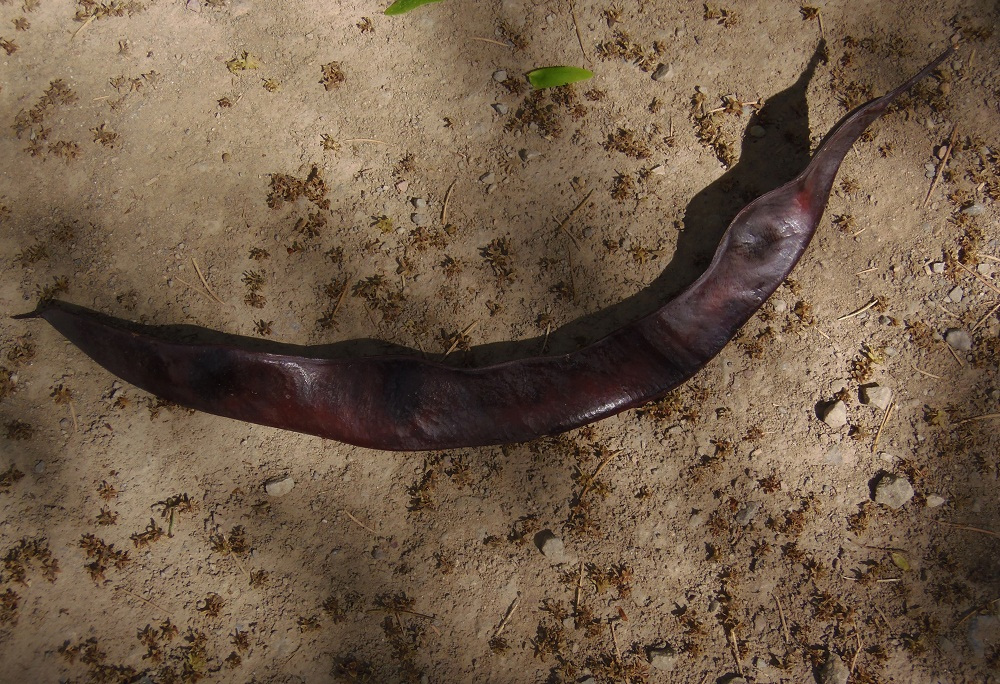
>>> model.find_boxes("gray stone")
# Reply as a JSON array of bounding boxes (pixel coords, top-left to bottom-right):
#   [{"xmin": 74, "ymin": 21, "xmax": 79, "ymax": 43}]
[
  {"xmin": 412, "ymin": 197, "xmax": 426, "ymax": 209},
  {"xmin": 873, "ymin": 473, "xmax": 914, "ymax": 509},
  {"xmin": 816, "ymin": 651, "xmax": 850, "ymax": 684},
  {"xmin": 264, "ymin": 476, "xmax": 295, "ymax": 497},
  {"xmin": 651, "ymin": 63, "xmax": 674, "ymax": 81},
  {"xmin": 820, "ymin": 400, "xmax": 848, "ymax": 429},
  {"xmin": 411, "ymin": 213, "xmax": 428, "ymax": 226},
  {"xmin": 492, "ymin": 69, "xmax": 507, "ymax": 82},
  {"xmin": 945, "ymin": 328, "xmax": 973, "ymax": 351},
  {"xmin": 479, "ymin": 172, "xmax": 495, "ymax": 184},
  {"xmin": 961, "ymin": 203, "xmax": 985, "ymax": 216},
  {"xmin": 931, "ymin": 261, "xmax": 946, "ymax": 274},
  {"xmin": 947, "ymin": 285, "xmax": 964, "ymax": 303},
  {"xmin": 859, "ymin": 384, "xmax": 892, "ymax": 411},
  {"xmin": 534, "ymin": 529, "xmax": 570, "ymax": 563},
  {"xmin": 33, "ymin": 460, "xmax": 45, "ymax": 474},
  {"xmin": 749, "ymin": 125, "xmax": 766, "ymax": 138},
  {"xmin": 648, "ymin": 645, "xmax": 677, "ymax": 670},
  {"xmin": 492, "ymin": 102, "xmax": 508, "ymax": 115},
  {"xmin": 925, "ymin": 494, "xmax": 947, "ymax": 508},
  {"xmin": 735, "ymin": 501, "xmax": 759, "ymax": 526}
]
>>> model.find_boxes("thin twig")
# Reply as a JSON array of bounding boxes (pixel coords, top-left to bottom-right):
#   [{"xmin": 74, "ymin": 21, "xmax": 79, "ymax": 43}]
[
  {"xmin": 957, "ymin": 412, "xmax": 1000, "ymax": 425},
  {"xmin": 837, "ymin": 297, "xmax": 879, "ymax": 321},
  {"xmin": 909, "ymin": 362, "xmax": 943, "ymax": 379},
  {"xmin": 331, "ymin": 274, "xmax": 353, "ymax": 320},
  {"xmin": 173, "ymin": 277, "xmax": 216, "ymax": 303},
  {"xmin": 441, "ymin": 179, "xmax": 456, "ymax": 226},
  {"xmin": 68, "ymin": 401, "xmax": 79, "ymax": 432},
  {"xmin": 577, "ymin": 449, "xmax": 620, "ymax": 504},
  {"xmin": 609, "ymin": 621, "xmax": 623, "ymax": 664},
  {"xmin": 341, "ymin": 138, "xmax": 397, "ymax": 146},
  {"xmin": 850, "ymin": 630, "xmax": 862, "ymax": 674},
  {"xmin": 191, "ymin": 258, "xmax": 226, "ymax": 304},
  {"xmin": 541, "ymin": 322, "xmax": 552, "ymax": 353},
  {"xmin": 494, "ymin": 593, "xmax": 520, "ymax": 637},
  {"xmin": 946, "ymin": 343, "xmax": 965, "ymax": 368},
  {"xmin": 469, "ymin": 36, "xmax": 513, "ymax": 49},
  {"xmin": 973, "ymin": 301, "xmax": 1000, "ymax": 332},
  {"xmin": 555, "ymin": 189, "xmax": 594, "ymax": 250},
  {"xmin": 344, "ymin": 510, "xmax": 377, "ymax": 535},
  {"xmin": 72, "ymin": 13, "xmax": 96, "ymax": 39},
  {"xmin": 444, "ymin": 321, "xmax": 479, "ymax": 357},
  {"xmin": 922, "ymin": 124, "xmax": 957, "ymax": 208},
  {"xmin": 958, "ymin": 260, "xmax": 1000, "ymax": 297},
  {"xmin": 774, "ymin": 593, "xmax": 790, "ymax": 644},
  {"xmin": 116, "ymin": 586, "xmax": 174, "ymax": 615},
  {"xmin": 726, "ymin": 626, "xmax": 743, "ymax": 676},
  {"xmin": 871, "ymin": 400, "xmax": 895, "ymax": 454},
  {"xmin": 932, "ymin": 519, "xmax": 1000, "ymax": 539},
  {"xmin": 571, "ymin": 5, "xmax": 591, "ymax": 65},
  {"xmin": 574, "ymin": 562, "xmax": 584, "ymax": 615}
]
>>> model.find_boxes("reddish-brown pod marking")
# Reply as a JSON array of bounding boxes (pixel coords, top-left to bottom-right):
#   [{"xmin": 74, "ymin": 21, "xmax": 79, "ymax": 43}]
[{"xmin": 16, "ymin": 46, "xmax": 954, "ymax": 451}]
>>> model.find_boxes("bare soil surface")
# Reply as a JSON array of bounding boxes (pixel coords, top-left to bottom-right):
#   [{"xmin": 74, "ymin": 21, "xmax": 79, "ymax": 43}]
[{"xmin": 1, "ymin": 1, "xmax": 999, "ymax": 682}]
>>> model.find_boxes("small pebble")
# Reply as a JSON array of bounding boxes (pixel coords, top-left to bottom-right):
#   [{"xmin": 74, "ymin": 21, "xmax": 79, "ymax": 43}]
[
  {"xmin": 873, "ymin": 473, "xmax": 914, "ymax": 509},
  {"xmin": 819, "ymin": 400, "xmax": 848, "ymax": 429},
  {"xmin": 648, "ymin": 645, "xmax": 677, "ymax": 670},
  {"xmin": 33, "ymin": 460, "xmax": 45, "ymax": 474},
  {"xmin": 412, "ymin": 197, "xmax": 426, "ymax": 209},
  {"xmin": 947, "ymin": 285, "xmax": 964, "ymax": 303},
  {"xmin": 534, "ymin": 529, "xmax": 570, "ymax": 563},
  {"xmin": 395, "ymin": 180, "xmax": 409, "ymax": 192},
  {"xmin": 859, "ymin": 384, "xmax": 892, "ymax": 411},
  {"xmin": 492, "ymin": 103, "xmax": 508, "ymax": 115},
  {"xmin": 518, "ymin": 149, "xmax": 541, "ymax": 162},
  {"xmin": 816, "ymin": 652, "xmax": 850, "ymax": 684},
  {"xmin": 650, "ymin": 164, "xmax": 667, "ymax": 175},
  {"xmin": 411, "ymin": 213, "xmax": 428, "ymax": 226},
  {"xmin": 945, "ymin": 328, "xmax": 973, "ymax": 351},
  {"xmin": 479, "ymin": 172, "xmax": 495, "ymax": 184},
  {"xmin": 735, "ymin": 501, "xmax": 759, "ymax": 526},
  {"xmin": 925, "ymin": 494, "xmax": 946, "ymax": 508},
  {"xmin": 492, "ymin": 69, "xmax": 507, "ymax": 82},
  {"xmin": 962, "ymin": 203, "xmax": 985, "ymax": 216},
  {"xmin": 264, "ymin": 476, "xmax": 295, "ymax": 497},
  {"xmin": 651, "ymin": 63, "xmax": 674, "ymax": 81},
  {"xmin": 371, "ymin": 546, "xmax": 386, "ymax": 560},
  {"xmin": 749, "ymin": 125, "xmax": 766, "ymax": 138},
  {"xmin": 931, "ymin": 261, "xmax": 946, "ymax": 274}
]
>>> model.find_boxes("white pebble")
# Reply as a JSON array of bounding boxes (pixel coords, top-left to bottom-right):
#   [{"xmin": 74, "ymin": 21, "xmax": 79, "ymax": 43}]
[{"xmin": 264, "ymin": 476, "xmax": 295, "ymax": 497}]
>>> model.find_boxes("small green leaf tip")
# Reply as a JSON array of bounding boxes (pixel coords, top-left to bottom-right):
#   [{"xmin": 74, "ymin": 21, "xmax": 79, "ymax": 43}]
[
  {"xmin": 384, "ymin": 0, "xmax": 444, "ymax": 15},
  {"xmin": 526, "ymin": 66, "xmax": 594, "ymax": 90}
]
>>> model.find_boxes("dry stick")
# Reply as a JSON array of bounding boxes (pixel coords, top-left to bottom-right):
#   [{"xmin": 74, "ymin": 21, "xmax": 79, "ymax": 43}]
[
  {"xmin": 341, "ymin": 138, "xmax": 396, "ymax": 146},
  {"xmin": 773, "ymin": 593, "xmax": 790, "ymax": 645},
  {"xmin": 445, "ymin": 320, "xmax": 479, "ymax": 357},
  {"xmin": 541, "ymin": 322, "xmax": 552, "ymax": 353},
  {"xmin": 837, "ymin": 297, "xmax": 879, "ymax": 321},
  {"xmin": 571, "ymin": 5, "xmax": 591, "ymax": 65},
  {"xmin": 174, "ymin": 277, "xmax": 216, "ymax": 303},
  {"xmin": 67, "ymin": 400, "xmax": 79, "ymax": 432},
  {"xmin": 577, "ymin": 449, "xmax": 620, "ymax": 505},
  {"xmin": 344, "ymin": 510, "xmax": 377, "ymax": 535},
  {"xmin": 574, "ymin": 561, "xmax": 584, "ymax": 615},
  {"xmin": 116, "ymin": 585, "xmax": 174, "ymax": 615},
  {"xmin": 191, "ymin": 258, "xmax": 226, "ymax": 304},
  {"xmin": 973, "ymin": 301, "xmax": 1000, "ymax": 332},
  {"xmin": 909, "ymin": 362, "xmax": 943, "ymax": 380},
  {"xmin": 555, "ymin": 189, "xmax": 594, "ymax": 250},
  {"xmin": 72, "ymin": 13, "xmax": 96, "ymax": 39},
  {"xmin": 957, "ymin": 412, "xmax": 1000, "ymax": 425},
  {"xmin": 946, "ymin": 343, "xmax": 965, "ymax": 368},
  {"xmin": 494, "ymin": 593, "xmax": 520, "ymax": 638},
  {"xmin": 330, "ymin": 273, "xmax": 355, "ymax": 320},
  {"xmin": 817, "ymin": 10, "xmax": 825, "ymax": 37},
  {"xmin": 441, "ymin": 180, "xmax": 456, "ymax": 226},
  {"xmin": 850, "ymin": 630, "xmax": 863, "ymax": 674},
  {"xmin": 609, "ymin": 621, "xmax": 623, "ymax": 664},
  {"xmin": 932, "ymin": 519, "xmax": 1000, "ymax": 540},
  {"xmin": 469, "ymin": 36, "xmax": 513, "ymax": 49},
  {"xmin": 871, "ymin": 400, "xmax": 895, "ymax": 454},
  {"xmin": 931, "ymin": 300, "xmax": 963, "ymax": 320},
  {"xmin": 958, "ymin": 260, "xmax": 1000, "ymax": 297},
  {"xmin": 855, "ymin": 266, "xmax": 877, "ymax": 275},
  {"xmin": 726, "ymin": 626, "xmax": 743, "ymax": 676},
  {"xmin": 922, "ymin": 124, "xmax": 958, "ymax": 208}
]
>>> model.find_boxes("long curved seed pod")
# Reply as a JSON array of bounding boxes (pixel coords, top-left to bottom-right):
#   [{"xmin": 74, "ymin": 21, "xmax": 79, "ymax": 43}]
[{"xmin": 16, "ymin": 47, "xmax": 953, "ymax": 451}]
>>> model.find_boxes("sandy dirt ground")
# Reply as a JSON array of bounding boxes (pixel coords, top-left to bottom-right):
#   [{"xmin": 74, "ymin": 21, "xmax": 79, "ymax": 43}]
[{"xmin": 1, "ymin": 0, "xmax": 999, "ymax": 682}]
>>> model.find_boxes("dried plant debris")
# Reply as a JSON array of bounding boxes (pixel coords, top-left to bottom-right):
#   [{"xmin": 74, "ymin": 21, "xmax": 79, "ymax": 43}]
[
  {"xmin": 74, "ymin": 0, "xmax": 144, "ymax": 21},
  {"xmin": 0, "ymin": 465, "xmax": 25, "ymax": 491},
  {"xmin": 320, "ymin": 61, "xmax": 346, "ymax": 90},
  {"xmin": 226, "ymin": 50, "xmax": 261, "ymax": 73},
  {"xmin": 4, "ymin": 420, "xmax": 33, "ymax": 440},
  {"xmin": 2, "ymin": 537, "xmax": 59, "ymax": 585},
  {"xmin": 267, "ymin": 165, "xmax": 329, "ymax": 209},
  {"xmin": 507, "ymin": 86, "xmax": 587, "ymax": 139},
  {"xmin": 595, "ymin": 30, "xmax": 666, "ymax": 72},
  {"xmin": 79, "ymin": 534, "xmax": 131, "ymax": 581},
  {"xmin": 210, "ymin": 525, "xmax": 250, "ymax": 555}
]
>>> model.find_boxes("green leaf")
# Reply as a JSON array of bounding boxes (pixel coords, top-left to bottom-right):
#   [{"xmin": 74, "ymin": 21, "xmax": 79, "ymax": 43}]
[
  {"xmin": 890, "ymin": 551, "xmax": 911, "ymax": 572},
  {"xmin": 384, "ymin": 0, "xmax": 444, "ymax": 15},
  {"xmin": 526, "ymin": 66, "xmax": 594, "ymax": 90}
]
